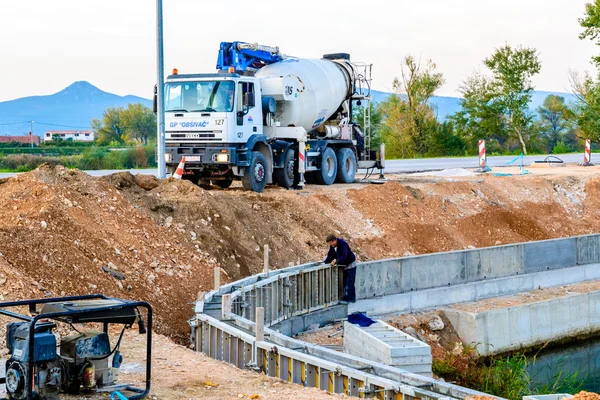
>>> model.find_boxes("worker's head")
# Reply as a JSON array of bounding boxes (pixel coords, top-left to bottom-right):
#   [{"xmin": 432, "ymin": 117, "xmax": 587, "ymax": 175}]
[{"xmin": 326, "ymin": 234, "xmax": 337, "ymax": 247}]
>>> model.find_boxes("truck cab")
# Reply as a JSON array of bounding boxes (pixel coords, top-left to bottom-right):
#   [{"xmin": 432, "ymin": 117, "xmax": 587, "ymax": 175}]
[{"xmin": 164, "ymin": 72, "xmax": 266, "ymax": 189}]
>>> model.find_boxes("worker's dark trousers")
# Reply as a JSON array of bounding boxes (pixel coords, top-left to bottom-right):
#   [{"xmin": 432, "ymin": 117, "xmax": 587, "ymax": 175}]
[{"xmin": 342, "ymin": 265, "xmax": 357, "ymax": 303}]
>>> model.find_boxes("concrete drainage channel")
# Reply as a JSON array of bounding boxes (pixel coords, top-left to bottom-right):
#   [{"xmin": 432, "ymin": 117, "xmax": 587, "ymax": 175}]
[{"xmin": 188, "ymin": 234, "xmax": 600, "ymax": 399}]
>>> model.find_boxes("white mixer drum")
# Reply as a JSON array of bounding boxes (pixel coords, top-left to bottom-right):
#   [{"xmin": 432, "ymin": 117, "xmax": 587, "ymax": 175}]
[{"xmin": 255, "ymin": 57, "xmax": 352, "ymax": 132}]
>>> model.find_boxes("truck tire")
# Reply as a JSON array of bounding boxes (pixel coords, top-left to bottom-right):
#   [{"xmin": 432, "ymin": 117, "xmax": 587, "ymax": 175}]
[
  {"xmin": 315, "ymin": 147, "xmax": 337, "ymax": 185},
  {"xmin": 213, "ymin": 179, "xmax": 233, "ymax": 189},
  {"xmin": 242, "ymin": 151, "xmax": 268, "ymax": 192},
  {"xmin": 335, "ymin": 148, "xmax": 357, "ymax": 183},
  {"xmin": 275, "ymin": 148, "xmax": 296, "ymax": 189}
]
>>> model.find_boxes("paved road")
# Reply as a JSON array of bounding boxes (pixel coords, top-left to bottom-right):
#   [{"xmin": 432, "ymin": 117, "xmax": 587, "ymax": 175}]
[{"xmin": 0, "ymin": 153, "xmax": 584, "ymax": 179}]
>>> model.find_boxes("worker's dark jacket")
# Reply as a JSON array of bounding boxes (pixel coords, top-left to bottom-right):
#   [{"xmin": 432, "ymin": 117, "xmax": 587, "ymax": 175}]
[{"xmin": 324, "ymin": 238, "xmax": 356, "ymax": 267}]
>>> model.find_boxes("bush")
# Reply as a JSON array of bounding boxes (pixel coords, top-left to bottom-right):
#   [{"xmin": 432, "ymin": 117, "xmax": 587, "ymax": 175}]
[
  {"xmin": 552, "ymin": 141, "xmax": 571, "ymax": 154},
  {"xmin": 0, "ymin": 145, "xmax": 157, "ymax": 172}
]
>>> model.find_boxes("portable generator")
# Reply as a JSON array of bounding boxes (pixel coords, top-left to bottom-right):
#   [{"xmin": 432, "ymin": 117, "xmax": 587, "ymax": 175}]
[{"xmin": 0, "ymin": 295, "xmax": 152, "ymax": 400}]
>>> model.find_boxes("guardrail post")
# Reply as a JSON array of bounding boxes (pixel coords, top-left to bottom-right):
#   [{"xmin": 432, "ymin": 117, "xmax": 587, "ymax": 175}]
[
  {"xmin": 256, "ymin": 307, "xmax": 265, "ymax": 342},
  {"xmin": 222, "ymin": 294, "xmax": 232, "ymax": 319},
  {"xmin": 264, "ymin": 245, "xmax": 270, "ymax": 274},
  {"xmin": 214, "ymin": 267, "xmax": 221, "ymax": 291}
]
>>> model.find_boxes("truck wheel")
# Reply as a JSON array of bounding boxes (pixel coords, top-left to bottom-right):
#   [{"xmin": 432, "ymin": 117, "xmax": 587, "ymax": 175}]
[
  {"xmin": 335, "ymin": 148, "xmax": 357, "ymax": 183},
  {"xmin": 275, "ymin": 148, "xmax": 296, "ymax": 189},
  {"xmin": 213, "ymin": 179, "xmax": 233, "ymax": 189},
  {"xmin": 242, "ymin": 151, "xmax": 268, "ymax": 192},
  {"xmin": 315, "ymin": 147, "xmax": 337, "ymax": 185}
]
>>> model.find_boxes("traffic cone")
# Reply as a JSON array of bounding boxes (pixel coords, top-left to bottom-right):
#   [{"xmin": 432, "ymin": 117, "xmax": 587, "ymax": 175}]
[{"xmin": 173, "ymin": 157, "xmax": 186, "ymax": 179}]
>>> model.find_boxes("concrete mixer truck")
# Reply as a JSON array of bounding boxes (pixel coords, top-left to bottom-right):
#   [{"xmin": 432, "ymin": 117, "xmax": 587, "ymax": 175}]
[{"xmin": 156, "ymin": 41, "xmax": 385, "ymax": 192}]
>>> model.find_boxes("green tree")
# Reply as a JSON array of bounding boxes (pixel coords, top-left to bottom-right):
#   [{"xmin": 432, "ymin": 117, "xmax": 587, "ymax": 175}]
[
  {"xmin": 570, "ymin": 71, "xmax": 600, "ymax": 143},
  {"xmin": 393, "ymin": 55, "xmax": 445, "ymax": 155},
  {"xmin": 451, "ymin": 72, "xmax": 508, "ymax": 154},
  {"xmin": 484, "ymin": 44, "xmax": 541, "ymax": 154},
  {"xmin": 92, "ymin": 107, "xmax": 127, "ymax": 146},
  {"xmin": 451, "ymin": 45, "xmax": 541, "ymax": 155},
  {"xmin": 579, "ymin": 0, "xmax": 600, "ymax": 66},
  {"xmin": 537, "ymin": 95, "xmax": 574, "ymax": 149},
  {"xmin": 121, "ymin": 103, "xmax": 156, "ymax": 145}
]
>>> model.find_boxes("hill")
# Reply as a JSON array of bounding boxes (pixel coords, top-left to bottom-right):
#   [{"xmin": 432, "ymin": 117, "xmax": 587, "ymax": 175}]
[
  {"xmin": 0, "ymin": 81, "xmax": 579, "ymax": 137},
  {"xmin": 369, "ymin": 89, "xmax": 577, "ymax": 120},
  {"xmin": 0, "ymin": 81, "xmax": 151, "ymax": 136}
]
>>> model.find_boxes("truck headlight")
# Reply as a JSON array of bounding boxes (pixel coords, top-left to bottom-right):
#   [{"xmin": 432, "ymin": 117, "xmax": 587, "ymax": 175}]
[
  {"xmin": 164, "ymin": 153, "xmax": 172, "ymax": 162},
  {"xmin": 216, "ymin": 153, "xmax": 229, "ymax": 163}
]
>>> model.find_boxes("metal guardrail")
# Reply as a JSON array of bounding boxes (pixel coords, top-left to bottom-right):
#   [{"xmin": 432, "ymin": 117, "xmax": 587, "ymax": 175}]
[{"xmin": 189, "ymin": 259, "xmax": 495, "ymax": 400}]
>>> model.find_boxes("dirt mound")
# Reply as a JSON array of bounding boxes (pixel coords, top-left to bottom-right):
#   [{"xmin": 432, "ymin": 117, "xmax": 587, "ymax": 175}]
[
  {"xmin": 0, "ymin": 165, "xmax": 213, "ymax": 342},
  {"xmin": 2, "ymin": 166, "xmax": 600, "ymax": 344}
]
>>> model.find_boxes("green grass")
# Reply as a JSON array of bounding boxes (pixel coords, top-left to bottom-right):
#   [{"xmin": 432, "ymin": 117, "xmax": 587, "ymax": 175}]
[{"xmin": 433, "ymin": 349, "xmax": 585, "ymax": 400}]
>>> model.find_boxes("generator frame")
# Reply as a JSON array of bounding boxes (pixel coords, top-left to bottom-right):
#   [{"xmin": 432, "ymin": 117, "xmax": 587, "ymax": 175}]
[{"xmin": 0, "ymin": 294, "xmax": 152, "ymax": 400}]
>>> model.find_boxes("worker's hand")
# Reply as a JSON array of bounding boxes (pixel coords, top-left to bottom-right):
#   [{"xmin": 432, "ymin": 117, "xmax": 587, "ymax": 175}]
[{"xmin": 331, "ymin": 260, "xmax": 337, "ymax": 266}]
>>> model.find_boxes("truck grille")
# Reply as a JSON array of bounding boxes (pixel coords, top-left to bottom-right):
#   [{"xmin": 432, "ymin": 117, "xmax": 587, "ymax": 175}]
[{"xmin": 167, "ymin": 131, "xmax": 222, "ymax": 141}]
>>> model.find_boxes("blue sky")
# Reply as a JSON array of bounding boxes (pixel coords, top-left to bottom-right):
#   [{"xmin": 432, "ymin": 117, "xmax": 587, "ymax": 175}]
[{"xmin": 0, "ymin": 0, "xmax": 596, "ymax": 101}]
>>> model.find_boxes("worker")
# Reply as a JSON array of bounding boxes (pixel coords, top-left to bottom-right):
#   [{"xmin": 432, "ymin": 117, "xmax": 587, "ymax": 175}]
[
  {"xmin": 213, "ymin": 85, "xmax": 234, "ymax": 112},
  {"xmin": 324, "ymin": 234, "xmax": 357, "ymax": 304}
]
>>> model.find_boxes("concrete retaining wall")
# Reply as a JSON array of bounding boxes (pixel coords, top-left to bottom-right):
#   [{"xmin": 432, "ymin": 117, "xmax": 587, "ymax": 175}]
[
  {"xmin": 355, "ymin": 234, "xmax": 600, "ymax": 302},
  {"xmin": 444, "ymin": 289, "xmax": 600, "ymax": 356},
  {"xmin": 350, "ymin": 263, "xmax": 600, "ymax": 316}
]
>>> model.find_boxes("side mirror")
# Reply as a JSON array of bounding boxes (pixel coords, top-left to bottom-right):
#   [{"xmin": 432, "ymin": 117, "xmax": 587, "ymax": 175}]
[
  {"xmin": 153, "ymin": 84, "xmax": 158, "ymax": 114},
  {"xmin": 243, "ymin": 92, "xmax": 256, "ymax": 108}
]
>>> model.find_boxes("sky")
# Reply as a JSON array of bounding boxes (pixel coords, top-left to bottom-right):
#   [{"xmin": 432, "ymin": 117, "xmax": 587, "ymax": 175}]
[{"xmin": 0, "ymin": 0, "xmax": 597, "ymax": 102}]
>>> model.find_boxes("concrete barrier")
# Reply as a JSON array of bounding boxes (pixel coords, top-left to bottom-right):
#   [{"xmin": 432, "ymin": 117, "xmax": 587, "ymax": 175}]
[
  {"xmin": 444, "ymin": 289, "xmax": 600, "ymax": 356},
  {"xmin": 355, "ymin": 234, "xmax": 600, "ymax": 304}
]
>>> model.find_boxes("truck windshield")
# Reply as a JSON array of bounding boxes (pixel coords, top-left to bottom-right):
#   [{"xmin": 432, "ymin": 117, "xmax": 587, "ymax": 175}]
[{"xmin": 165, "ymin": 80, "xmax": 235, "ymax": 113}]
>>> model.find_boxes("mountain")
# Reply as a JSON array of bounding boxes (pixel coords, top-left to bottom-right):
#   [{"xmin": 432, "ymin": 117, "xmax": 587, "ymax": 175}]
[
  {"xmin": 368, "ymin": 89, "xmax": 578, "ymax": 120},
  {"xmin": 0, "ymin": 82, "xmax": 151, "ymax": 136},
  {"xmin": 0, "ymin": 81, "xmax": 580, "ymax": 136}
]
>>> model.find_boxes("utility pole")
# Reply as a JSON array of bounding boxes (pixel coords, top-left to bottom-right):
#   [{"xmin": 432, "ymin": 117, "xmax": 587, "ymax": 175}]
[
  {"xmin": 156, "ymin": 0, "xmax": 166, "ymax": 178},
  {"xmin": 30, "ymin": 121, "xmax": 34, "ymax": 148}
]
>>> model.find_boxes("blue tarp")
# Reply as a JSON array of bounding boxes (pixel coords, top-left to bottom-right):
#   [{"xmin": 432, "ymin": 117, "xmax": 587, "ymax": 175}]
[{"xmin": 347, "ymin": 312, "xmax": 376, "ymax": 327}]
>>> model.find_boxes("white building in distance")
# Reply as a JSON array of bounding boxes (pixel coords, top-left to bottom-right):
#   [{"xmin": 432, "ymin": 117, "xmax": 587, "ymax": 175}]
[{"xmin": 44, "ymin": 130, "xmax": 95, "ymax": 143}]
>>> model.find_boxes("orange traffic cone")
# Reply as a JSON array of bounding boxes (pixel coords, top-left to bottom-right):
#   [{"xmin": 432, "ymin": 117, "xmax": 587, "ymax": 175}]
[{"xmin": 173, "ymin": 157, "xmax": 186, "ymax": 179}]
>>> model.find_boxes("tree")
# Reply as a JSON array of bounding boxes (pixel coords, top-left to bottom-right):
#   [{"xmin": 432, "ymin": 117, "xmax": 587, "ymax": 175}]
[
  {"xmin": 579, "ymin": 0, "xmax": 600, "ymax": 66},
  {"xmin": 92, "ymin": 103, "xmax": 156, "ymax": 146},
  {"xmin": 121, "ymin": 103, "xmax": 156, "ymax": 145},
  {"xmin": 570, "ymin": 70, "xmax": 600, "ymax": 143},
  {"xmin": 452, "ymin": 45, "xmax": 541, "ymax": 154},
  {"xmin": 484, "ymin": 44, "xmax": 541, "ymax": 154},
  {"xmin": 537, "ymin": 95, "xmax": 574, "ymax": 149},
  {"xmin": 92, "ymin": 107, "xmax": 127, "ymax": 146},
  {"xmin": 393, "ymin": 56, "xmax": 445, "ymax": 155},
  {"xmin": 451, "ymin": 72, "xmax": 508, "ymax": 154}
]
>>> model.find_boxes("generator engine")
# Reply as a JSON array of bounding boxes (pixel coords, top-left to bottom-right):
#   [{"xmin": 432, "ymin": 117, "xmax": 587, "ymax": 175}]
[
  {"xmin": 5, "ymin": 321, "xmax": 61, "ymax": 400},
  {"xmin": 5, "ymin": 323, "xmax": 120, "ymax": 399}
]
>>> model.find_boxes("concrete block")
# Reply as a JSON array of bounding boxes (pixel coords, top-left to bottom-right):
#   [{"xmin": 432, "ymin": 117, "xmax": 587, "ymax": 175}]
[
  {"xmin": 349, "ymin": 292, "xmax": 411, "ymax": 315},
  {"xmin": 577, "ymin": 234, "xmax": 600, "ymax": 265},
  {"xmin": 343, "ymin": 321, "xmax": 432, "ymax": 376},
  {"xmin": 465, "ymin": 244, "xmax": 524, "ymax": 281},
  {"xmin": 402, "ymin": 251, "xmax": 467, "ymax": 291},
  {"xmin": 524, "ymin": 238, "xmax": 577, "ymax": 273},
  {"xmin": 530, "ymin": 300, "xmax": 553, "ymax": 342},
  {"xmin": 474, "ymin": 274, "xmax": 534, "ymax": 301},
  {"xmin": 444, "ymin": 309, "xmax": 477, "ymax": 345},
  {"xmin": 410, "ymin": 284, "xmax": 477, "ymax": 311},
  {"xmin": 480, "ymin": 308, "xmax": 511, "ymax": 355},
  {"xmin": 355, "ymin": 259, "xmax": 402, "ymax": 299},
  {"xmin": 508, "ymin": 304, "xmax": 532, "ymax": 347},
  {"xmin": 533, "ymin": 266, "xmax": 585, "ymax": 288},
  {"xmin": 584, "ymin": 263, "xmax": 600, "ymax": 281}
]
